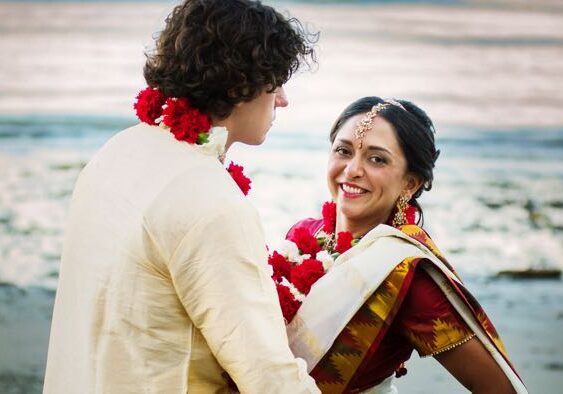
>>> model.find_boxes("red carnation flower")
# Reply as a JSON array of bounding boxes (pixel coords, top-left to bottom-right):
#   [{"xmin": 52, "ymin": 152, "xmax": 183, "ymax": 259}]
[
  {"xmin": 162, "ymin": 98, "xmax": 211, "ymax": 144},
  {"xmin": 321, "ymin": 201, "xmax": 337, "ymax": 234},
  {"xmin": 134, "ymin": 87, "xmax": 166, "ymax": 125},
  {"xmin": 289, "ymin": 227, "xmax": 321, "ymax": 257},
  {"xmin": 227, "ymin": 162, "xmax": 252, "ymax": 195},
  {"xmin": 276, "ymin": 283, "xmax": 301, "ymax": 322},
  {"xmin": 386, "ymin": 203, "xmax": 417, "ymax": 227},
  {"xmin": 405, "ymin": 204, "xmax": 417, "ymax": 225},
  {"xmin": 291, "ymin": 258, "xmax": 325, "ymax": 295},
  {"xmin": 335, "ymin": 231, "xmax": 354, "ymax": 254},
  {"xmin": 268, "ymin": 251, "xmax": 292, "ymax": 283}
]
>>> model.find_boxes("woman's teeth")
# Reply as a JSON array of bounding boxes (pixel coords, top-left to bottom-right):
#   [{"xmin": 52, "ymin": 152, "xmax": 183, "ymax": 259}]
[{"xmin": 342, "ymin": 184, "xmax": 366, "ymax": 194}]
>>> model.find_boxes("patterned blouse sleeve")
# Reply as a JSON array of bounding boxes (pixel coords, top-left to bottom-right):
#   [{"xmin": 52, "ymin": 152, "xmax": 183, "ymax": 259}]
[{"xmin": 394, "ymin": 264, "xmax": 475, "ymax": 357}]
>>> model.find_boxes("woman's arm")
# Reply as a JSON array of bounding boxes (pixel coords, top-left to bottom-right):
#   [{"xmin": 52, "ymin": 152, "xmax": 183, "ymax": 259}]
[
  {"xmin": 396, "ymin": 266, "xmax": 518, "ymax": 393},
  {"xmin": 435, "ymin": 336, "xmax": 516, "ymax": 393}
]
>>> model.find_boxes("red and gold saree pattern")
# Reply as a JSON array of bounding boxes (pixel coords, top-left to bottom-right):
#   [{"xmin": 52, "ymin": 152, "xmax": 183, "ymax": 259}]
[{"xmin": 310, "ymin": 224, "xmax": 512, "ymax": 393}]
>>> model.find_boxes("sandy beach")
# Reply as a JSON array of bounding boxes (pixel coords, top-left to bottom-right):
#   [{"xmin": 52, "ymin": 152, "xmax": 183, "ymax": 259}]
[
  {"xmin": 1, "ymin": 278, "xmax": 561, "ymax": 393},
  {"xmin": 1, "ymin": 1, "xmax": 562, "ymax": 393}
]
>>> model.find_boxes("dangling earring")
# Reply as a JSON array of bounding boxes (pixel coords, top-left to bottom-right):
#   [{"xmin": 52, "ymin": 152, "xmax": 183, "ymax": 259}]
[{"xmin": 392, "ymin": 194, "xmax": 409, "ymax": 227}]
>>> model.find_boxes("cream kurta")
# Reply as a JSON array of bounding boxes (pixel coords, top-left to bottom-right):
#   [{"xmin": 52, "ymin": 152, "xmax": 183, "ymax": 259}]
[{"xmin": 44, "ymin": 123, "xmax": 318, "ymax": 394}]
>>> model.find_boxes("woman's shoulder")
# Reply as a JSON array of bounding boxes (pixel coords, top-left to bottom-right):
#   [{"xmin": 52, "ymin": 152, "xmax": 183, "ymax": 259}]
[
  {"xmin": 399, "ymin": 224, "xmax": 446, "ymax": 261},
  {"xmin": 285, "ymin": 218, "xmax": 324, "ymax": 240},
  {"xmin": 397, "ymin": 224, "xmax": 460, "ymax": 281}
]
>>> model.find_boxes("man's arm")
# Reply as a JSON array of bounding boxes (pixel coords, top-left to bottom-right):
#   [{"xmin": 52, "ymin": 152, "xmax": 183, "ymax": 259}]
[{"xmin": 168, "ymin": 200, "xmax": 319, "ymax": 393}]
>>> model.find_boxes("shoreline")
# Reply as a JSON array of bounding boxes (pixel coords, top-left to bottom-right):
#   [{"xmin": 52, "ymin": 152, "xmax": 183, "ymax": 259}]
[{"xmin": 1, "ymin": 277, "xmax": 561, "ymax": 393}]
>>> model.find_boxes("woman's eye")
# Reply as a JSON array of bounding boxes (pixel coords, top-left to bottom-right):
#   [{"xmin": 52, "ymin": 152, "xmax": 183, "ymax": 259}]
[
  {"xmin": 369, "ymin": 156, "xmax": 387, "ymax": 165},
  {"xmin": 334, "ymin": 146, "xmax": 351, "ymax": 156}
]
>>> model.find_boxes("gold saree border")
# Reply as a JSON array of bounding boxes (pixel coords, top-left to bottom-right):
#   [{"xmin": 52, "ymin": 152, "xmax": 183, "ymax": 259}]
[
  {"xmin": 311, "ymin": 257, "xmax": 419, "ymax": 393},
  {"xmin": 310, "ymin": 224, "xmax": 515, "ymax": 393}
]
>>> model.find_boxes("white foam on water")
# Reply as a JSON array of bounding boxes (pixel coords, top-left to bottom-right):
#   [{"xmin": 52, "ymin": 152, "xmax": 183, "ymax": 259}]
[{"xmin": 1, "ymin": 1, "xmax": 563, "ymax": 288}]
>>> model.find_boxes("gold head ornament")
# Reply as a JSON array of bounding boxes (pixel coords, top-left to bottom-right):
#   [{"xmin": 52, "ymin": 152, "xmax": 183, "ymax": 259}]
[{"xmin": 353, "ymin": 99, "xmax": 405, "ymax": 149}]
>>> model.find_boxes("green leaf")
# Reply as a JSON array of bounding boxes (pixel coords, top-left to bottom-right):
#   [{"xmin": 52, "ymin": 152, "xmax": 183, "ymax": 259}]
[{"xmin": 197, "ymin": 132, "xmax": 209, "ymax": 144}]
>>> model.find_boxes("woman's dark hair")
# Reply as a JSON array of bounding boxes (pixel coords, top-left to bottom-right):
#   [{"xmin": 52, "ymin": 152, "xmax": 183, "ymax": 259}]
[
  {"xmin": 329, "ymin": 96, "xmax": 440, "ymax": 225},
  {"xmin": 144, "ymin": 0, "xmax": 317, "ymax": 119}
]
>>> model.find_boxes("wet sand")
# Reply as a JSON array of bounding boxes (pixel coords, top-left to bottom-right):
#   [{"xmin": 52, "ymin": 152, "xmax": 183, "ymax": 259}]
[{"xmin": 1, "ymin": 278, "xmax": 561, "ymax": 393}]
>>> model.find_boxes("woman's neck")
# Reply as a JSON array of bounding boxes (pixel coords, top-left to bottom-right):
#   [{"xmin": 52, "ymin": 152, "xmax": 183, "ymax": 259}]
[{"xmin": 335, "ymin": 212, "xmax": 383, "ymax": 239}]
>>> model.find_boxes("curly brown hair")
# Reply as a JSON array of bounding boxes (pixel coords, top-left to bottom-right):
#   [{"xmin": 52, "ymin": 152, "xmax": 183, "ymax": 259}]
[{"xmin": 144, "ymin": 0, "xmax": 317, "ymax": 119}]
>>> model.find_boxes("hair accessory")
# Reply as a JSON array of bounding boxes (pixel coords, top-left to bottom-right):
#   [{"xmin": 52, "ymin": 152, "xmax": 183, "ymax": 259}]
[
  {"xmin": 384, "ymin": 98, "xmax": 406, "ymax": 111},
  {"xmin": 354, "ymin": 102, "xmax": 389, "ymax": 149},
  {"xmin": 353, "ymin": 99, "xmax": 406, "ymax": 148},
  {"xmin": 392, "ymin": 194, "xmax": 410, "ymax": 227}
]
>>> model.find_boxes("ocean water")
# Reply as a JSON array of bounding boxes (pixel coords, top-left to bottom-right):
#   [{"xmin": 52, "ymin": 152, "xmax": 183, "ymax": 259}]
[
  {"xmin": 1, "ymin": 0, "xmax": 563, "ymax": 289},
  {"xmin": 0, "ymin": 115, "xmax": 562, "ymax": 289}
]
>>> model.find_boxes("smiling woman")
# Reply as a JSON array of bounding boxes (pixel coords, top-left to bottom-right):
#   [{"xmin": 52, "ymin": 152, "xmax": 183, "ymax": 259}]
[
  {"xmin": 276, "ymin": 96, "xmax": 528, "ymax": 393},
  {"xmin": 328, "ymin": 113, "xmax": 423, "ymax": 236}
]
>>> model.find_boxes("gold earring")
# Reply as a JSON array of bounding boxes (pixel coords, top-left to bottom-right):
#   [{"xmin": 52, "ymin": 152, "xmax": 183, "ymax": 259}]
[{"xmin": 392, "ymin": 194, "xmax": 409, "ymax": 227}]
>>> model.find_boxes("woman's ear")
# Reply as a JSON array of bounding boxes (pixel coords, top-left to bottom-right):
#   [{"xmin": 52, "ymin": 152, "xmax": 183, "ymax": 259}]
[{"xmin": 403, "ymin": 173, "xmax": 424, "ymax": 199}]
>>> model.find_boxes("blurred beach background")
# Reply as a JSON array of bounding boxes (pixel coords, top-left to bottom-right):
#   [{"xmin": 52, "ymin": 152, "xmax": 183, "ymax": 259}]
[{"xmin": 1, "ymin": 0, "xmax": 562, "ymax": 392}]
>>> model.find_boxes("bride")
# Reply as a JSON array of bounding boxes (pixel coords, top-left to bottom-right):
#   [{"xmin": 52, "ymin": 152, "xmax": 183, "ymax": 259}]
[{"xmin": 270, "ymin": 97, "xmax": 527, "ymax": 393}]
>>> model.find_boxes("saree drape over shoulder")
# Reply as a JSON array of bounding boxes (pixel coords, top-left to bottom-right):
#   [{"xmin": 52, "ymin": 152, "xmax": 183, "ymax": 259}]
[{"xmin": 286, "ymin": 220, "xmax": 527, "ymax": 394}]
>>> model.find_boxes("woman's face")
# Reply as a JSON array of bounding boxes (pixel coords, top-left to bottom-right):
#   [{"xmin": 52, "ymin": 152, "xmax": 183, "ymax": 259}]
[{"xmin": 327, "ymin": 113, "xmax": 419, "ymax": 232}]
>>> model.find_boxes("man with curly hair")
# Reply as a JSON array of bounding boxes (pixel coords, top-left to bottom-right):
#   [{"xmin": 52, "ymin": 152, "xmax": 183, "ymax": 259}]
[{"xmin": 44, "ymin": 0, "xmax": 319, "ymax": 393}]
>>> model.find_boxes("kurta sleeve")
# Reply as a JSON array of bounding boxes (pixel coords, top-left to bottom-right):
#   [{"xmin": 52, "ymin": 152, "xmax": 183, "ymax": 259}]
[
  {"xmin": 395, "ymin": 266, "xmax": 475, "ymax": 357},
  {"xmin": 167, "ymin": 200, "xmax": 319, "ymax": 393}
]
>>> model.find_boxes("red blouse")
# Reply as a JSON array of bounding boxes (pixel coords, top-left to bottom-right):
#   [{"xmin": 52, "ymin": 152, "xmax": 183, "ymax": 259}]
[
  {"xmin": 353, "ymin": 268, "xmax": 473, "ymax": 390},
  {"xmin": 287, "ymin": 219, "xmax": 474, "ymax": 390}
]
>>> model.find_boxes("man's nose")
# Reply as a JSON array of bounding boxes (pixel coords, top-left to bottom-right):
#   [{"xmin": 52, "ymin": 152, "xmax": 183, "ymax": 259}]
[{"xmin": 274, "ymin": 87, "xmax": 288, "ymax": 108}]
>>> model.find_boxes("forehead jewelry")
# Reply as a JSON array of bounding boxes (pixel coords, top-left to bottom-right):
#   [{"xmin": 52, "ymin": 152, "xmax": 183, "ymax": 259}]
[{"xmin": 354, "ymin": 102, "xmax": 389, "ymax": 149}]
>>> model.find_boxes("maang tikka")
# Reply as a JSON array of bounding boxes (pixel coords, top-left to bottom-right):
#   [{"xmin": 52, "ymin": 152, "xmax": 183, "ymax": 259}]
[
  {"xmin": 353, "ymin": 99, "xmax": 406, "ymax": 149},
  {"xmin": 354, "ymin": 102, "xmax": 389, "ymax": 149}
]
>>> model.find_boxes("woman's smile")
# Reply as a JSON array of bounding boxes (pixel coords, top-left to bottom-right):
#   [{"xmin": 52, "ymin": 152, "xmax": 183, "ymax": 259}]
[{"xmin": 340, "ymin": 182, "xmax": 369, "ymax": 198}]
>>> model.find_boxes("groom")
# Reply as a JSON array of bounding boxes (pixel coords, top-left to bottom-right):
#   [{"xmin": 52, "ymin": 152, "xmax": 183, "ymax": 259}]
[{"xmin": 44, "ymin": 0, "xmax": 319, "ymax": 393}]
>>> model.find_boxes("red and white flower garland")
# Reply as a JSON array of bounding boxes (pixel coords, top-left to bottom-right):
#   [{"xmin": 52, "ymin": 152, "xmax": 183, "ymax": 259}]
[
  {"xmin": 269, "ymin": 201, "xmax": 357, "ymax": 323},
  {"xmin": 269, "ymin": 201, "xmax": 417, "ymax": 323},
  {"xmin": 134, "ymin": 87, "xmax": 252, "ymax": 195}
]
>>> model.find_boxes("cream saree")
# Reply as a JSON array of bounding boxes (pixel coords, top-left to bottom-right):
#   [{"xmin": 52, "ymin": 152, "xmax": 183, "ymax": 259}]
[{"xmin": 287, "ymin": 224, "xmax": 528, "ymax": 393}]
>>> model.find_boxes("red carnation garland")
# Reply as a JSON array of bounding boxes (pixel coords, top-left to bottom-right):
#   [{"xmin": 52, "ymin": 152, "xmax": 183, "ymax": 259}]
[
  {"xmin": 405, "ymin": 204, "xmax": 417, "ymax": 225},
  {"xmin": 289, "ymin": 227, "xmax": 322, "ymax": 256},
  {"xmin": 291, "ymin": 258, "xmax": 325, "ymax": 294},
  {"xmin": 321, "ymin": 201, "xmax": 337, "ymax": 234},
  {"xmin": 335, "ymin": 231, "xmax": 354, "ymax": 254},
  {"xmin": 270, "ymin": 199, "xmax": 419, "ymax": 323},
  {"xmin": 268, "ymin": 251, "xmax": 292, "ymax": 282},
  {"xmin": 227, "ymin": 162, "xmax": 252, "ymax": 196},
  {"xmin": 161, "ymin": 97, "xmax": 211, "ymax": 144},
  {"xmin": 275, "ymin": 283, "xmax": 301, "ymax": 322},
  {"xmin": 134, "ymin": 88, "xmax": 166, "ymax": 126},
  {"xmin": 386, "ymin": 202, "xmax": 417, "ymax": 227},
  {"xmin": 269, "ymin": 202, "xmax": 355, "ymax": 323},
  {"xmin": 134, "ymin": 87, "xmax": 252, "ymax": 195}
]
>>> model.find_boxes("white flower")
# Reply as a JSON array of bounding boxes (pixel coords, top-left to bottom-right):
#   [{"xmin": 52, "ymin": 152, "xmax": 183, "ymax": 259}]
[
  {"xmin": 294, "ymin": 253, "xmax": 310, "ymax": 265},
  {"xmin": 278, "ymin": 240, "xmax": 301, "ymax": 262},
  {"xmin": 281, "ymin": 277, "xmax": 305, "ymax": 302},
  {"xmin": 316, "ymin": 250, "xmax": 335, "ymax": 271},
  {"xmin": 196, "ymin": 126, "xmax": 228, "ymax": 157},
  {"xmin": 155, "ymin": 103, "xmax": 168, "ymax": 124}
]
